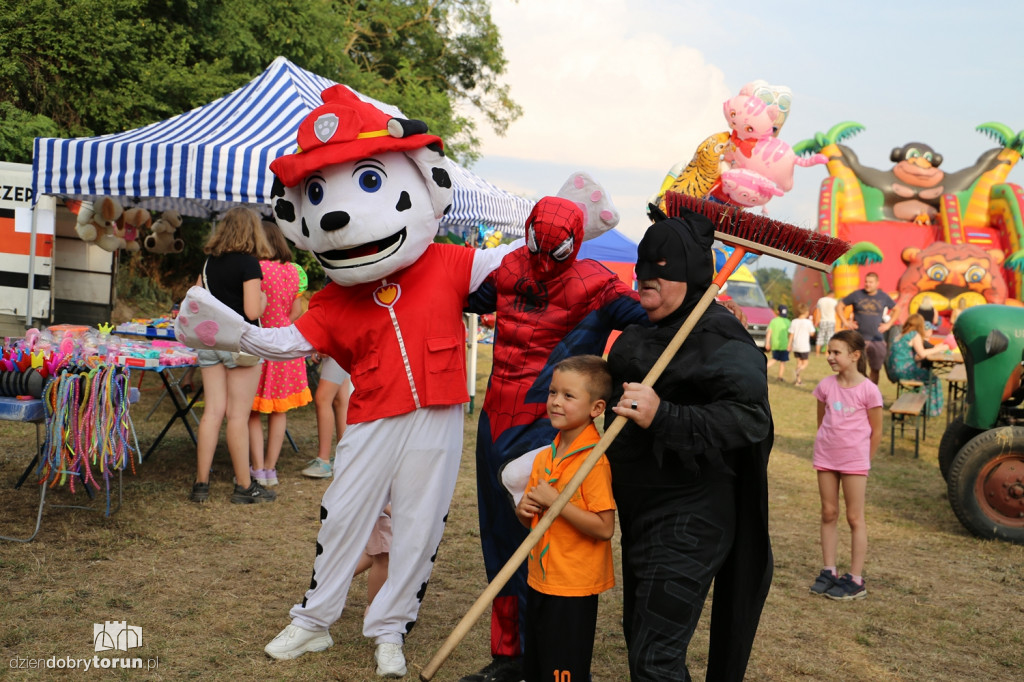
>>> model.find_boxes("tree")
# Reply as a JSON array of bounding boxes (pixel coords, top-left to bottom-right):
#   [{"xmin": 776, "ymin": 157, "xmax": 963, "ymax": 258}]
[
  {"xmin": 1, "ymin": 0, "xmax": 521, "ymax": 299},
  {"xmin": 0, "ymin": 0, "xmax": 520, "ymax": 164},
  {"xmin": 754, "ymin": 266, "xmax": 793, "ymax": 313}
]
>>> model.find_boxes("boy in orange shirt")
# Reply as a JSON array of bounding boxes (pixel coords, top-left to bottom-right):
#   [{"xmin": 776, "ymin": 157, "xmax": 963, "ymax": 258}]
[{"xmin": 514, "ymin": 354, "xmax": 616, "ymax": 682}]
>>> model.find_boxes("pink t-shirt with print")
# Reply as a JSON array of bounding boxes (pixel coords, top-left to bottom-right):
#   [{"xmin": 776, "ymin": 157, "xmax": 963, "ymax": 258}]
[{"xmin": 812, "ymin": 374, "xmax": 883, "ymax": 473}]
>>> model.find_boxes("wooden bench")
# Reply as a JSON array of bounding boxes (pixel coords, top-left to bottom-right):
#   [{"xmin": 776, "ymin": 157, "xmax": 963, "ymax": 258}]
[
  {"xmin": 946, "ymin": 364, "xmax": 967, "ymax": 424},
  {"xmin": 890, "ymin": 391, "xmax": 927, "ymax": 457}
]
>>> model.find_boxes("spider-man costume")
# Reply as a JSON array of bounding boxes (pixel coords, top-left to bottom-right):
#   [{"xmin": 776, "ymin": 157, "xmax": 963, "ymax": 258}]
[{"xmin": 466, "ymin": 197, "xmax": 648, "ymax": 670}]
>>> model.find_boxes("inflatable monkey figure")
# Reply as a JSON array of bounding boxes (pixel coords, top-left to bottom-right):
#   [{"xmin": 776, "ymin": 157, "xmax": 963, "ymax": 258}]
[{"xmin": 836, "ymin": 141, "xmax": 1006, "ymax": 224}]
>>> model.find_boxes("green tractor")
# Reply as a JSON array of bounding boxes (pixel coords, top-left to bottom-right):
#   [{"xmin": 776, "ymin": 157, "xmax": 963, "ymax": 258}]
[{"xmin": 938, "ymin": 305, "xmax": 1024, "ymax": 544}]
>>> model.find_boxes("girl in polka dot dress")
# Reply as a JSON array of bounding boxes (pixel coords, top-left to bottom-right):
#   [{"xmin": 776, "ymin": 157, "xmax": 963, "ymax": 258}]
[{"xmin": 248, "ymin": 221, "xmax": 312, "ymax": 485}]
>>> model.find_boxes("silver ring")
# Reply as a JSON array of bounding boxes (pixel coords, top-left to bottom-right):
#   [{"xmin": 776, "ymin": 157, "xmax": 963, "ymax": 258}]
[{"xmin": 631, "ymin": 401, "xmax": 638, "ymax": 411}]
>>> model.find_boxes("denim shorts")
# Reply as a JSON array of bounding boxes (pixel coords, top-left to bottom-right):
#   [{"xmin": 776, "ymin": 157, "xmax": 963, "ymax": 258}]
[{"xmin": 196, "ymin": 349, "xmax": 259, "ymax": 369}]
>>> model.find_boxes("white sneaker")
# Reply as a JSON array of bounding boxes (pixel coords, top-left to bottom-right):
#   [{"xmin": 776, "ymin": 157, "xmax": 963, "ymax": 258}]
[
  {"xmin": 374, "ymin": 642, "xmax": 407, "ymax": 678},
  {"xmin": 264, "ymin": 623, "xmax": 333, "ymax": 660}
]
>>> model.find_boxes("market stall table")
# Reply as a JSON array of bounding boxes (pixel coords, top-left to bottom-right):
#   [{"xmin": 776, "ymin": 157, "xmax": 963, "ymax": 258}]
[
  {"xmin": 0, "ymin": 387, "xmax": 140, "ymax": 543},
  {"xmin": 135, "ymin": 361, "xmax": 203, "ymax": 462}
]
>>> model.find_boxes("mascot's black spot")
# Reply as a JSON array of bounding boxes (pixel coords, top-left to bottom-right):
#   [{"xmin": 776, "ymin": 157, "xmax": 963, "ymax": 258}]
[
  {"xmin": 443, "ymin": 203, "xmax": 451, "ymax": 216},
  {"xmin": 427, "ymin": 141, "xmax": 446, "ymax": 157},
  {"xmin": 316, "ymin": 541, "xmax": 324, "ymax": 557},
  {"xmin": 275, "ymin": 198, "xmax": 295, "ymax": 223},
  {"xmin": 396, "ymin": 191, "xmax": 412, "ymax": 212},
  {"xmin": 416, "ymin": 581, "xmax": 429, "ymax": 602},
  {"xmin": 309, "ymin": 570, "xmax": 318, "ymax": 592},
  {"xmin": 301, "ymin": 596, "xmax": 308, "ymax": 608},
  {"xmin": 442, "ymin": 512, "xmax": 449, "ymax": 524},
  {"xmin": 431, "ymin": 167, "xmax": 452, "ymax": 189},
  {"xmin": 270, "ymin": 177, "xmax": 286, "ymax": 198},
  {"xmin": 301, "ymin": 217, "xmax": 309, "ymax": 238},
  {"xmin": 320, "ymin": 505, "xmax": 328, "ymax": 522},
  {"xmin": 405, "ymin": 620, "xmax": 416, "ymax": 635}
]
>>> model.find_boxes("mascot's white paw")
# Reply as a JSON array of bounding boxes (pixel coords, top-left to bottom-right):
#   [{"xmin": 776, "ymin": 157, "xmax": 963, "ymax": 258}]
[
  {"xmin": 556, "ymin": 171, "xmax": 620, "ymax": 241},
  {"xmin": 174, "ymin": 286, "xmax": 248, "ymax": 351}
]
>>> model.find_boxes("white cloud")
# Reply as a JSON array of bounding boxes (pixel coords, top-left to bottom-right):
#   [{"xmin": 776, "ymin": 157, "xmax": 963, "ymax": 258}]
[{"xmin": 477, "ymin": 0, "xmax": 732, "ymax": 173}]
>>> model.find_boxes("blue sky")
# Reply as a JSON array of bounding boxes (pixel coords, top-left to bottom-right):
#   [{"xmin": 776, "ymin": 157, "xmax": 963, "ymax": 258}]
[{"xmin": 471, "ymin": 0, "xmax": 1024, "ymax": 268}]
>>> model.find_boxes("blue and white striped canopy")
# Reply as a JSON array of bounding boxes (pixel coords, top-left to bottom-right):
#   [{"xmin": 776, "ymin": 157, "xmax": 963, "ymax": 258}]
[{"xmin": 32, "ymin": 56, "xmax": 531, "ymax": 236}]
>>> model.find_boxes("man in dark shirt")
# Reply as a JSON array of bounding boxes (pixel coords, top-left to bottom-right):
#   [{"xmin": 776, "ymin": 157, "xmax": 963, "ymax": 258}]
[{"xmin": 840, "ymin": 272, "xmax": 895, "ymax": 384}]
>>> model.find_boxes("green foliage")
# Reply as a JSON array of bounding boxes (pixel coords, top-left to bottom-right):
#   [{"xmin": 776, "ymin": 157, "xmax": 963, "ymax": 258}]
[
  {"xmin": 754, "ymin": 266, "xmax": 793, "ymax": 312},
  {"xmin": 0, "ymin": 0, "xmax": 519, "ymax": 166},
  {"xmin": 2, "ymin": 0, "xmax": 520, "ymax": 296}
]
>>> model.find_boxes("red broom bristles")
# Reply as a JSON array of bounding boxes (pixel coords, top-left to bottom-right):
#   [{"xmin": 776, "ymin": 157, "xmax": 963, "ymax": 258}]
[{"xmin": 663, "ymin": 191, "xmax": 850, "ymax": 271}]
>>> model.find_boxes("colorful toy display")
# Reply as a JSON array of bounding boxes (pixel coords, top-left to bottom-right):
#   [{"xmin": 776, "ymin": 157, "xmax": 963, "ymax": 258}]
[
  {"xmin": 39, "ymin": 364, "xmax": 139, "ymax": 514},
  {"xmin": 791, "ymin": 122, "xmax": 1024, "ymax": 325}
]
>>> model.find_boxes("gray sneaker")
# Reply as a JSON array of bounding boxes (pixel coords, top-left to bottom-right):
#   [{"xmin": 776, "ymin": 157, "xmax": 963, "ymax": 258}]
[
  {"xmin": 809, "ymin": 569, "xmax": 837, "ymax": 595},
  {"xmin": 302, "ymin": 458, "xmax": 333, "ymax": 479},
  {"xmin": 230, "ymin": 479, "xmax": 277, "ymax": 504},
  {"xmin": 189, "ymin": 482, "xmax": 210, "ymax": 503}
]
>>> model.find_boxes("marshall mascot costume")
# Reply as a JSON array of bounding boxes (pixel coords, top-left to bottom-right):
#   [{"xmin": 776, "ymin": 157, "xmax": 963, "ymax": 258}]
[{"xmin": 175, "ymin": 85, "xmax": 519, "ymax": 676}]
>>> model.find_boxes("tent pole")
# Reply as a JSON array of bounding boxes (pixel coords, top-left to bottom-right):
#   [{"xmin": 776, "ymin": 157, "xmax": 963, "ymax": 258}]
[{"xmin": 467, "ymin": 313, "xmax": 478, "ymax": 415}]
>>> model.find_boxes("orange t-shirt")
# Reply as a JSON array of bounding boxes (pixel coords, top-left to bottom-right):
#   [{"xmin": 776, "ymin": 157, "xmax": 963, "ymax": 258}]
[{"xmin": 526, "ymin": 423, "xmax": 616, "ymax": 597}]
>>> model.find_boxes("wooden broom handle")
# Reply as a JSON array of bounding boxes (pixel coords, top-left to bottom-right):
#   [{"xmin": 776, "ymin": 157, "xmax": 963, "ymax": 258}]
[{"xmin": 419, "ymin": 249, "xmax": 748, "ymax": 680}]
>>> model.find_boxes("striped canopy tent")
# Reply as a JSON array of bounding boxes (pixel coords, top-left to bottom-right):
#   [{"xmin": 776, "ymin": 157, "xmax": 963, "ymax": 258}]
[{"xmin": 31, "ymin": 56, "xmax": 532, "ymax": 237}]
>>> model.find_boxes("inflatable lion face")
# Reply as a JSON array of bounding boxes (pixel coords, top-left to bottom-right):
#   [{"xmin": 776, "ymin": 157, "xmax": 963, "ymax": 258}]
[{"xmin": 892, "ymin": 241, "xmax": 1011, "ymax": 322}]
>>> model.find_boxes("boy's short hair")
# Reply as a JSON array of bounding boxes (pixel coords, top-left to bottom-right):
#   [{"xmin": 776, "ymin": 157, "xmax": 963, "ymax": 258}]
[
  {"xmin": 553, "ymin": 354, "xmax": 612, "ymax": 403},
  {"xmin": 795, "ymin": 302, "xmax": 808, "ymax": 316}
]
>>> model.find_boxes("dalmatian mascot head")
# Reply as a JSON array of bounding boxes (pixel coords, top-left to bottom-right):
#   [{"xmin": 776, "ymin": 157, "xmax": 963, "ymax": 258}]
[{"xmin": 269, "ymin": 85, "xmax": 454, "ymax": 286}]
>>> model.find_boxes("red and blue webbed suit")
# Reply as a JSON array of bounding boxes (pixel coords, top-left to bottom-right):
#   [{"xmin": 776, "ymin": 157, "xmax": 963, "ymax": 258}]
[{"xmin": 466, "ymin": 197, "xmax": 648, "ymax": 662}]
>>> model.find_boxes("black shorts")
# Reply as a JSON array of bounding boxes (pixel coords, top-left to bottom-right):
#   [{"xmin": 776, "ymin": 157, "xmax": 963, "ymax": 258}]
[
  {"xmin": 523, "ymin": 587, "xmax": 598, "ymax": 682},
  {"xmin": 794, "ymin": 351, "xmax": 809, "ymax": 360}
]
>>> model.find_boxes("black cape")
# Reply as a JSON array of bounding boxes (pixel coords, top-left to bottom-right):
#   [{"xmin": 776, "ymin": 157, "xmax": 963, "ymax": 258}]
[{"xmin": 606, "ymin": 300, "xmax": 774, "ymax": 681}]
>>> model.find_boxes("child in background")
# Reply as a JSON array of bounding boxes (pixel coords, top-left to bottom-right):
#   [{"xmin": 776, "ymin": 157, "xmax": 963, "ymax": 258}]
[
  {"xmin": 248, "ymin": 221, "xmax": 312, "ymax": 486},
  {"xmin": 765, "ymin": 304, "xmax": 791, "ymax": 382},
  {"xmin": 810, "ymin": 330, "xmax": 883, "ymax": 600},
  {"xmin": 191, "ymin": 207, "xmax": 274, "ymax": 504},
  {"xmin": 303, "ymin": 355, "xmax": 352, "ymax": 478},
  {"xmin": 514, "ymin": 355, "xmax": 615, "ymax": 682},
  {"xmin": 815, "ymin": 288, "xmax": 838, "ymax": 355},
  {"xmin": 788, "ymin": 303, "xmax": 816, "ymax": 386}
]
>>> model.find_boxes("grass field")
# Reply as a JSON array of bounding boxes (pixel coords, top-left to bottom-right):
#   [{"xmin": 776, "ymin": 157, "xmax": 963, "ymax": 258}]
[{"xmin": 1, "ymin": 346, "xmax": 1022, "ymax": 681}]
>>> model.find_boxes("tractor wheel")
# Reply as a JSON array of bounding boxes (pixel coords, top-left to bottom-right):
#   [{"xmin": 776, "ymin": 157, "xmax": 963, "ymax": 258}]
[
  {"xmin": 938, "ymin": 416, "xmax": 983, "ymax": 481},
  {"xmin": 947, "ymin": 427, "xmax": 1024, "ymax": 545}
]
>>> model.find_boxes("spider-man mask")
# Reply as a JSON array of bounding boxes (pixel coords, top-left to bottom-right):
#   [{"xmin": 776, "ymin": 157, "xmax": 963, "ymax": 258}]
[{"xmin": 525, "ymin": 196, "xmax": 584, "ymax": 280}]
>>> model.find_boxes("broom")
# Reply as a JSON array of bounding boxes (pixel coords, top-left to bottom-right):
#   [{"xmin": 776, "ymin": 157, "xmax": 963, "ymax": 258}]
[{"xmin": 419, "ymin": 193, "xmax": 849, "ymax": 680}]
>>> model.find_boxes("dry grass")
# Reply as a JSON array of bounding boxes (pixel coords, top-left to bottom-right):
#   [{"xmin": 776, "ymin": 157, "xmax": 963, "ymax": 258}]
[{"xmin": 1, "ymin": 347, "xmax": 1022, "ymax": 681}]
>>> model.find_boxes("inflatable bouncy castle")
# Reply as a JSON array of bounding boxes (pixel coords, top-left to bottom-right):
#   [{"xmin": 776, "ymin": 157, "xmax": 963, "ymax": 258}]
[{"xmin": 791, "ymin": 122, "xmax": 1024, "ymax": 327}]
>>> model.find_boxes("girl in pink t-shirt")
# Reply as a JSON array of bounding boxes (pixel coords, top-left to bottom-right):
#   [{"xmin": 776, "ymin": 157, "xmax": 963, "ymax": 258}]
[{"xmin": 809, "ymin": 330, "xmax": 883, "ymax": 601}]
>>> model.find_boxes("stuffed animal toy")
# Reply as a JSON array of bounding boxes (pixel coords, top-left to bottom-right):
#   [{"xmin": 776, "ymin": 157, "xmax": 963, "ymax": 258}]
[
  {"xmin": 144, "ymin": 210, "xmax": 184, "ymax": 254},
  {"xmin": 74, "ymin": 197, "xmax": 123, "ymax": 245},
  {"xmin": 120, "ymin": 207, "xmax": 150, "ymax": 252}
]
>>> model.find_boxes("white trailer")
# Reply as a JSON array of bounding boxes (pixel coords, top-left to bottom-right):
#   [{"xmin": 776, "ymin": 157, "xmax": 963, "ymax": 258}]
[{"xmin": 0, "ymin": 161, "xmax": 116, "ymax": 337}]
